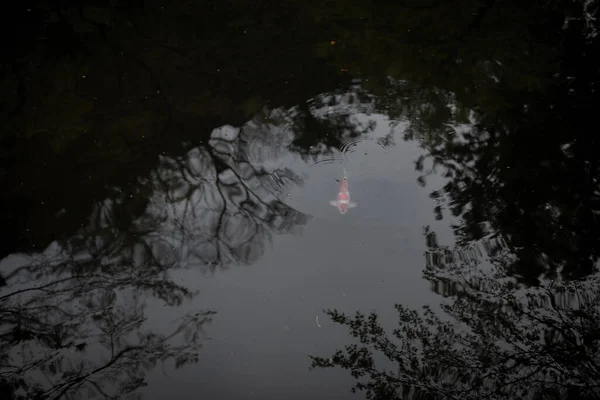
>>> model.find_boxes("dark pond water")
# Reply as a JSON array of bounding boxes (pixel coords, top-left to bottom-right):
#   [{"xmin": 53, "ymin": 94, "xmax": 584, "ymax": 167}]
[{"xmin": 1, "ymin": 0, "xmax": 600, "ymax": 399}]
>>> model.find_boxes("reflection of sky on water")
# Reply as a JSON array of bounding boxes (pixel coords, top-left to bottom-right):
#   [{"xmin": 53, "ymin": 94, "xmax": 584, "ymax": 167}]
[
  {"xmin": 0, "ymin": 84, "xmax": 507, "ymax": 399},
  {"xmin": 135, "ymin": 96, "xmax": 465, "ymax": 399}
]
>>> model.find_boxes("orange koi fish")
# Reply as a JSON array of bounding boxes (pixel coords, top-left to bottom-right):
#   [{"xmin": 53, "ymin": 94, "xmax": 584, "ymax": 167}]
[{"xmin": 329, "ymin": 169, "xmax": 357, "ymax": 214}]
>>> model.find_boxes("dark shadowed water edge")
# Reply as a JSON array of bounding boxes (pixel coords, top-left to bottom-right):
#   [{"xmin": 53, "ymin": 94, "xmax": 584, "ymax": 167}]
[{"xmin": 1, "ymin": 0, "xmax": 600, "ymax": 399}]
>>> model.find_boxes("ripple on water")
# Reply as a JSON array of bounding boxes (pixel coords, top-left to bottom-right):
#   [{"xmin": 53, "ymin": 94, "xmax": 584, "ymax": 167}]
[{"xmin": 283, "ymin": 138, "xmax": 431, "ymax": 231}]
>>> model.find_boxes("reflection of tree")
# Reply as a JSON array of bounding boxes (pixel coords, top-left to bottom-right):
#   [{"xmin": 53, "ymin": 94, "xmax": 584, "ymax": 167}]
[
  {"xmin": 364, "ymin": 0, "xmax": 600, "ymax": 284},
  {"xmin": 0, "ymin": 104, "xmax": 314, "ymax": 398},
  {"xmin": 297, "ymin": 23, "xmax": 598, "ymax": 285},
  {"xmin": 302, "ymin": 1, "xmax": 599, "ymax": 284},
  {"xmin": 311, "ymin": 246, "xmax": 600, "ymax": 400},
  {"xmin": 310, "ymin": 3, "xmax": 600, "ymax": 398},
  {"xmin": 139, "ymin": 115, "xmax": 310, "ymax": 273},
  {"xmin": 305, "ymin": 0, "xmax": 563, "ymax": 110},
  {"xmin": 423, "ymin": 229, "xmax": 511, "ymax": 298},
  {"xmin": 290, "ymin": 90, "xmax": 379, "ymax": 158},
  {"xmin": 13, "ymin": 115, "xmax": 309, "ymax": 286},
  {"xmin": 411, "ymin": 49, "xmax": 600, "ymax": 285},
  {"xmin": 0, "ymin": 247, "xmax": 215, "ymax": 399},
  {"xmin": 0, "ymin": 0, "xmax": 344, "ymax": 260}
]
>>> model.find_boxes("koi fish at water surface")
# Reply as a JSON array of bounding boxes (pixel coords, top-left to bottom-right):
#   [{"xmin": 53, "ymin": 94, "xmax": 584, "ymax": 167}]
[{"xmin": 329, "ymin": 168, "xmax": 357, "ymax": 214}]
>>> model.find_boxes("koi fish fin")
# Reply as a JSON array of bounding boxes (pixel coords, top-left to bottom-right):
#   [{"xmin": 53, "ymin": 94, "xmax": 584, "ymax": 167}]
[
  {"xmin": 329, "ymin": 200, "xmax": 340, "ymax": 206},
  {"xmin": 348, "ymin": 202, "xmax": 358, "ymax": 208}
]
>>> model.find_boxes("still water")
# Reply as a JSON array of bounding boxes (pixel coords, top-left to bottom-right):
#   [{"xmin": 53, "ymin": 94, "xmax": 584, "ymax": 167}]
[{"xmin": 1, "ymin": 0, "xmax": 599, "ymax": 399}]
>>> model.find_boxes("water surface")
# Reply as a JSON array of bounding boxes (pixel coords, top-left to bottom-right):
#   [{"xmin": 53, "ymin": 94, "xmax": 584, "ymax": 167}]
[{"xmin": 1, "ymin": 1, "xmax": 599, "ymax": 399}]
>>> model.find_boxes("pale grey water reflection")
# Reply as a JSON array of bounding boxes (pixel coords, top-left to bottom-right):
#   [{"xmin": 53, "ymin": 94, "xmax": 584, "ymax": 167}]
[
  {"xmin": 0, "ymin": 89, "xmax": 457, "ymax": 399},
  {"xmin": 135, "ymin": 106, "xmax": 457, "ymax": 399}
]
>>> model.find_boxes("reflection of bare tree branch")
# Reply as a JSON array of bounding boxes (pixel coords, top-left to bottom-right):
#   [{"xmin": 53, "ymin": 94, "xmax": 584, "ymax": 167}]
[
  {"xmin": 25, "ymin": 111, "xmax": 310, "ymax": 281},
  {"xmin": 0, "ymin": 107, "xmax": 314, "ymax": 398},
  {"xmin": 0, "ymin": 249, "xmax": 215, "ymax": 399}
]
